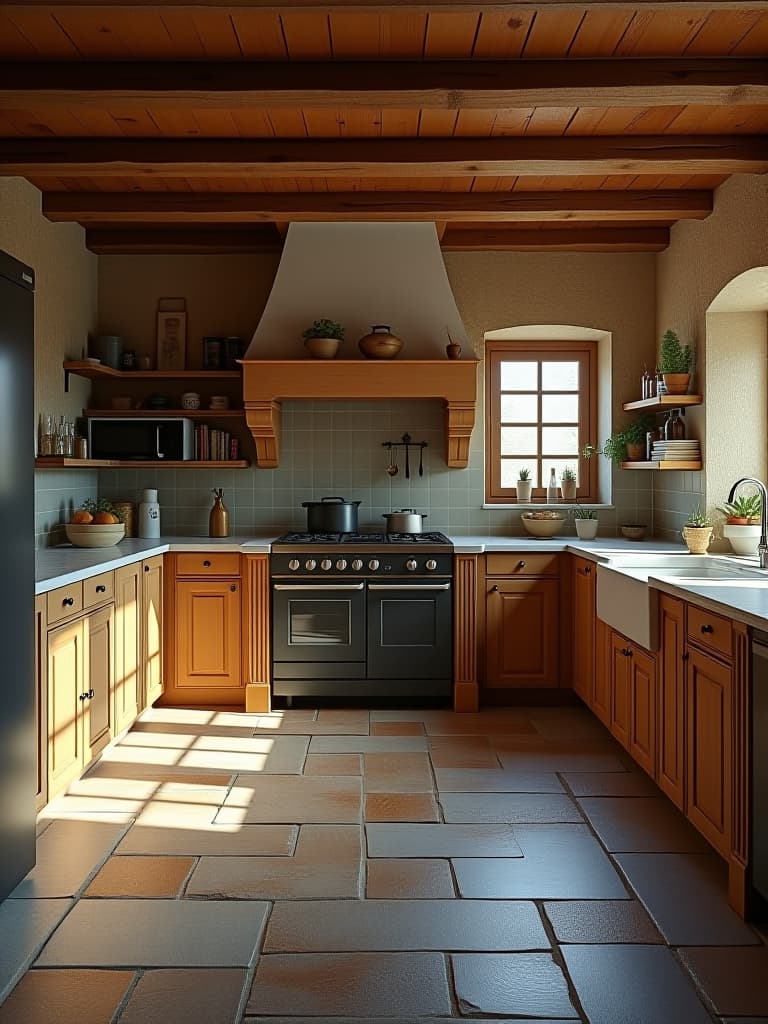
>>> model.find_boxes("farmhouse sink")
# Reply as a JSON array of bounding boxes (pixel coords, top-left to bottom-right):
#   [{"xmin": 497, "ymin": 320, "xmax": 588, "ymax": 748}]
[{"xmin": 596, "ymin": 555, "xmax": 768, "ymax": 650}]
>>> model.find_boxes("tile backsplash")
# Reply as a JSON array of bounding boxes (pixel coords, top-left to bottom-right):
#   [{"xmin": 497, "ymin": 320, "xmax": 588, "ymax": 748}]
[
  {"xmin": 35, "ymin": 468, "xmax": 100, "ymax": 547},
  {"xmin": 652, "ymin": 470, "xmax": 706, "ymax": 543}
]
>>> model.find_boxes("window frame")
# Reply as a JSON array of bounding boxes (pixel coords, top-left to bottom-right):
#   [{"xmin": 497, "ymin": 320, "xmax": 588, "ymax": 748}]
[{"xmin": 485, "ymin": 340, "xmax": 598, "ymax": 504}]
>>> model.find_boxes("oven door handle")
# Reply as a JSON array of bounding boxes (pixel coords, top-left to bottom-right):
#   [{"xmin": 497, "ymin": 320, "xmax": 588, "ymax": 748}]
[
  {"xmin": 368, "ymin": 583, "xmax": 451, "ymax": 591},
  {"xmin": 273, "ymin": 582, "xmax": 365, "ymax": 591}
]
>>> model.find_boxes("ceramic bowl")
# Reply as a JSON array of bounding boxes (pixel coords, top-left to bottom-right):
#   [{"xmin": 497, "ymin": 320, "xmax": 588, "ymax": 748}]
[
  {"xmin": 521, "ymin": 513, "xmax": 567, "ymax": 538},
  {"xmin": 305, "ymin": 337, "xmax": 340, "ymax": 359},
  {"xmin": 621, "ymin": 524, "xmax": 648, "ymax": 540},
  {"xmin": 181, "ymin": 392, "xmax": 201, "ymax": 410},
  {"xmin": 65, "ymin": 523, "xmax": 125, "ymax": 548}
]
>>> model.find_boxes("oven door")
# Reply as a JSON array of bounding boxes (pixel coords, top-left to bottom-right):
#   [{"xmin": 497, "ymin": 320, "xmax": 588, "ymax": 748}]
[
  {"xmin": 272, "ymin": 580, "xmax": 366, "ymax": 664},
  {"xmin": 367, "ymin": 580, "xmax": 452, "ymax": 679}
]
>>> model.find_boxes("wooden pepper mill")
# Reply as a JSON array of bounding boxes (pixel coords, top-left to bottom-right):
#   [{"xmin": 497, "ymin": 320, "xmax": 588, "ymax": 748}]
[{"xmin": 209, "ymin": 488, "xmax": 229, "ymax": 537}]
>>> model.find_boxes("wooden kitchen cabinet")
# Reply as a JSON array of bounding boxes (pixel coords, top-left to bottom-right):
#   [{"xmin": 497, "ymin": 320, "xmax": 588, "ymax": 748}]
[
  {"xmin": 609, "ymin": 631, "xmax": 632, "ymax": 749},
  {"xmin": 114, "ymin": 563, "xmax": 140, "ymax": 733},
  {"xmin": 606, "ymin": 629, "xmax": 657, "ymax": 776},
  {"xmin": 592, "ymin": 617, "xmax": 612, "ymax": 727},
  {"xmin": 485, "ymin": 577, "xmax": 560, "ymax": 688},
  {"xmin": 141, "ymin": 555, "xmax": 164, "ymax": 707},
  {"xmin": 572, "ymin": 556, "xmax": 596, "ymax": 705},
  {"xmin": 658, "ymin": 594, "xmax": 686, "ymax": 809},
  {"xmin": 34, "ymin": 595, "xmax": 48, "ymax": 812},
  {"xmin": 47, "ymin": 617, "xmax": 86, "ymax": 796},
  {"xmin": 86, "ymin": 603, "xmax": 114, "ymax": 763}
]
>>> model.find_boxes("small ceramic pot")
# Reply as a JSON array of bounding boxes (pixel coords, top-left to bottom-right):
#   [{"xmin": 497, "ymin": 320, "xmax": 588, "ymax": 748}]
[
  {"xmin": 446, "ymin": 343, "xmax": 462, "ymax": 360},
  {"xmin": 560, "ymin": 480, "xmax": 577, "ymax": 502},
  {"xmin": 181, "ymin": 392, "xmax": 201, "ymax": 410},
  {"xmin": 305, "ymin": 337, "xmax": 340, "ymax": 359},
  {"xmin": 358, "ymin": 325, "xmax": 403, "ymax": 360},
  {"xmin": 662, "ymin": 373, "xmax": 691, "ymax": 395},
  {"xmin": 209, "ymin": 396, "xmax": 229, "ymax": 410},
  {"xmin": 723, "ymin": 523, "xmax": 761, "ymax": 556},
  {"xmin": 575, "ymin": 518, "xmax": 599, "ymax": 540},
  {"xmin": 625, "ymin": 442, "xmax": 646, "ymax": 461},
  {"xmin": 516, "ymin": 479, "xmax": 532, "ymax": 503},
  {"xmin": 683, "ymin": 525, "xmax": 713, "ymax": 554}
]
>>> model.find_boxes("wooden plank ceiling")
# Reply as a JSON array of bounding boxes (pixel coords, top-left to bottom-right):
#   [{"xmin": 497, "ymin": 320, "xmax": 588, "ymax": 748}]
[{"xmin": 1, "ymin": 1, "xmax": 767, "ymax": 252}]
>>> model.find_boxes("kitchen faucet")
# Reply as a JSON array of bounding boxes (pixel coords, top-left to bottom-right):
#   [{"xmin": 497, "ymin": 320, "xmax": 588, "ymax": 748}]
[{"xmin": 728, "ymin": 477, "xmax": 768, "ymax": 568}]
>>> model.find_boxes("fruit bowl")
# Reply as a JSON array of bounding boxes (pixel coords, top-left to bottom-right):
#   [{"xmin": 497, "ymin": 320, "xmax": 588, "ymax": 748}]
[
  {"xmin": 521, "ymin": 512, "xmax": 567, "ymax": 538},
  {"xmin": 65, "ymin": 523, "xmax": 125, "ymax": 548}
]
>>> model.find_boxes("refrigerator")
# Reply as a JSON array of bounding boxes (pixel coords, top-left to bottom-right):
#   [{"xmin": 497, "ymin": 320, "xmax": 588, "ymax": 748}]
[{"xmin": 0, "ymin": 249, "xmax": 35, "ymax": 900}]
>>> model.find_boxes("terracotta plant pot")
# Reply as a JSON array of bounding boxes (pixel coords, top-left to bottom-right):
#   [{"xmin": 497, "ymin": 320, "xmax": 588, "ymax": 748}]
[
  {"xmin": 304, "ymin": 337, "xmax": 340, "ymax": 359},
  {"xmin": 682, "ymin": 525, "xmax": 713, "ymax": 554},
  {"xmin": 625, "ymin": 442, "xmax": 646, "ymax": 461},
  {"xmin": 662, "ymin": 373, "xmax": 690, "ymax": 395},
  {"xmin": 560, "ymin": 480, "xmax": 577, "ymax": 502},
  {"xmin": 516, "ymin": 479, "xmax": 532, "ymax": 503}
]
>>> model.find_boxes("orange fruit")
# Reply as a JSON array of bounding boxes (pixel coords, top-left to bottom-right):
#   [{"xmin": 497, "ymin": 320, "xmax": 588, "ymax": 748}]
[
  {"xmin": 92, "ymin": 511, "xmax": 117, "ymax": 524},
  {"xmin": 71, "ymin": 510, "xmax": 93, "ymax": 524}
]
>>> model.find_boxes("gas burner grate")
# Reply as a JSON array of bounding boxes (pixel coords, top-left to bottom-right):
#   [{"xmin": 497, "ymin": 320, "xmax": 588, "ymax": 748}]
[{"xmin": 385, "ymin": 532, "xmax": 453, "ymax": 545}]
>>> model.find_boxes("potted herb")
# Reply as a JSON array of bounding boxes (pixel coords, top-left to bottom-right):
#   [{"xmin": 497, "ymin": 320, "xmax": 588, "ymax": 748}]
[
  {"xmin": 582, "ymin": 435, "xmax": 626, "ymax": 465},
  {"xmin": 302, "ymin": 318, "xmax": 344, "ymax": 359},
  {"xmin": 573, "ymin": 506, "xmax": 599, "ymax": 540},
  {"xmin": 622, "ymin": 416, "xmax": 653, "ymax": 461},
  {"xmin": 516, "ymin": 466, "xmax": 532, "ymax": 503},
  {"xmin": 560, "ymin": 465, "xmax": 577, "ymax": 502},
  {"xmin": 658, "ymin": 329, "xmax": 693, "ymax": 395},
  {"xmin": 682, "ymin": 507, "xmax": 713, "ymax": 554},
  {"xmin": 717, "ymin": 494, "xmax": 762, "ymax": 555}
]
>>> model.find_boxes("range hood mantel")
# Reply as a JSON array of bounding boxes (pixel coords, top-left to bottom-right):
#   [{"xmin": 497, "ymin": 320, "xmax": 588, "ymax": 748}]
[{"xmin": 241, "ymin": 359, "xmax": 478, "ymax": 468}]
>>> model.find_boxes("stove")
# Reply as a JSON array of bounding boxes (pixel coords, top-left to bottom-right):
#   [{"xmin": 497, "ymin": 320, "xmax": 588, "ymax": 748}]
[{"xmin": 271, "ymin": 531, "xmax": 454, "ymax": 578}]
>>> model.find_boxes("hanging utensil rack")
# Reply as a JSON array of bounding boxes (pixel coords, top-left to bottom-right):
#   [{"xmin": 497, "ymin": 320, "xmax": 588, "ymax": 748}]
[{"xmin": 382, "ymin": 434, "xmax": 427, "ymax": 479}]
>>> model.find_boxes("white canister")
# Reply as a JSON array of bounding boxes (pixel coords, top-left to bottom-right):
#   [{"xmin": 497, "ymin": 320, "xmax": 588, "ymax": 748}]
[
  {"xmin": 181, "ymin": 392, "xmax": 201, "ymax": 410},
  {"xmin": 138, "ymin": 488, "xmax": 161, "ymax": 539}
]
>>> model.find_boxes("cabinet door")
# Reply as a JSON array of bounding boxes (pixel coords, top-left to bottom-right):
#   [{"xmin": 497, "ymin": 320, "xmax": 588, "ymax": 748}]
[
  {"xmin": 47, "ymin": 618, "xmax": 85, "ymax": 797},
  {"xmin": 86, "ymin": 604, "xmax": 114, "ymax": 762},
  {"xmin": 114, "ymin": 563, "xmax": 140, "ymax": 735},
  {"xmin": 485, "ymin": 579, "xmax": 559, "ymax": 688},
  {"xmin": 175, "ymin": 579, "xmax": 242, "ymax": 690},
  {"xmin": 142, "ymin": 555, "xmax": 164, "ymax": 707},
  {"xmin": 609, "ymin": 632, "xmax": 632, "ymax": 749},
  {"xmin": 572, "ymin": 557, "xmax": 596, "ymax": 705},
  {"xmin": 686, "ymin": 645, "xmax": 732, "ymax": 857},
  {"xmin": 658, "ymin": 594, "xmax": 686, "ymax": 809},
  {"xmin": 629, "ymin": 645, "xmax": 657, "ymax": 777},
  {"xmin": 35, "ymin": 595, "xmax": 47, "ymax": 812},
  {"xmin": 593, "ymin": 617, "xmax": 611, "ymax": 727}
]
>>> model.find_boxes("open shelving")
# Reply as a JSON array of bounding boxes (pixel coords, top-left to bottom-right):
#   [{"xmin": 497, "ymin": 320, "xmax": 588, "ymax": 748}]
[
  {"xmin": 622, "ymin": 394, "xmax": 703, "ymax": 412},
  {"xmin": 621, "ymin": 460, "xmax": 703, "ymax": 471},
  {"xmin": 35, "ymin": 458, "xmax": 250, "ymax": 469},
  {"xmin": 84, "ymin": 408, "xmax": 243, "ymax": 419},
  {"xmin": 63, "ymin": 360, "xmax": 241, "ymax": 392}
]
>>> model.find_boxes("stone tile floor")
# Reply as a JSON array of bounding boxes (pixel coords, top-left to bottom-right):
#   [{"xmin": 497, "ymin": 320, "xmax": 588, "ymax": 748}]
[{"xmin": 1, "ymin": 704, "xmax": 767, "ymax": 1023}]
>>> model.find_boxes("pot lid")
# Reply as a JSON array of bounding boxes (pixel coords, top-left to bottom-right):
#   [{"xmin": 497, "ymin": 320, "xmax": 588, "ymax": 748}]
[{"xmin": 301, "ymin": 496, "xmax": 362, "ymax": 507}]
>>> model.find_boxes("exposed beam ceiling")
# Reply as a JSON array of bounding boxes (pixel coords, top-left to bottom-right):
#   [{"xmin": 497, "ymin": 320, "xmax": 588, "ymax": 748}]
[
  {"xmin": 84, "ymin": 228, "xmax": 282, "ymax": 253},
  {"xmin": 5, "ymin": 137, "xmax": 766, "ymax": 180},
  {"xmin": 42, "ymin": 189, "xmax": 712, "ymax": 224},
  {"xmin": 2, "ymin": 59, "xmax": 766, "ymax": 110},
  {"xmin": 6, "ymin": 1, "xmax": 768, "ymax": 10}
]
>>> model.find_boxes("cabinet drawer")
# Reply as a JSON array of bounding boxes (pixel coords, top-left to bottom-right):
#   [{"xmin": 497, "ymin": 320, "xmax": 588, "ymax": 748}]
[
  {"xmin": 687, "ymin": 604, "xmax": 732, "ymax": 661},
  {"xmin": 486, "ymin": 553, "xmax": 560, "ymax": 577},
  {"xmin": 175, "ymin": 553, "xmax": 240, "ymax": 577},
  {"xmin": 47, "ymin": 582, "xmax": 83, "ymax": 625},
  {"xmin": 83, "ymin": 571, "xmax": 114, "ymax": 610}
]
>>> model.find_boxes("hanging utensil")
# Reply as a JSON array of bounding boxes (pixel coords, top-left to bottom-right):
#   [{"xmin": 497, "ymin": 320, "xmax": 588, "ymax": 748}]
[
  {"xmin": 418, "ymin": 445, "xmax": 424, "ymax": 477},
  {"xmin": 387, "ymin": 446, "xmax": 398, "ymax": 477},
  {"xmin": 405, "ymin": 444, "xmax": 410, "ymax": 479}
]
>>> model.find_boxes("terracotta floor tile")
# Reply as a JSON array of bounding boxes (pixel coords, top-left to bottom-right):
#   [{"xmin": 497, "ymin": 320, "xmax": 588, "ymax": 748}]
[
  {"xmin": 365, "ymin": 793, "xmax": 439, "ymax": 822},
  {"xmin": 108, "ymin": 733, "xmax": 309, "ymax": 775},
  {"xmin": 366, "ymin": 858, "xmax": 455, "ymax": 898},
  {"xmin": 242, "ymin": 1019, "xmax": 566, "ymax": 1024},
  {"xmin": 544, "ymin": 900, "xmax": 663, "ymax": 943},
  {"xmin": 117, "ymin": 823, "xmax": 297, "ymax": 857},
  {"xmin": 263, "ymin": 899, "xmax": 549, "ymax": 952},
  {"xmin": 428, "ymin": 736, "xmax": 501, "ymax": 769},
  {"xmin": 435, "ymin": 768, "xmax": 564, "ymax": 793},
  {"xmin": 491, "ymin": 733, "xmax": 624, "ymax": 753},
  {"xmin": 367, "ymin": 822, "xmax": 522, "ymax": 858},
  {"xmin": 421, "ymin": 711, "xmax": 537, "ymax": 735},
  {"xmin": 452, "ymin": 953, "xmax": 578, "ymax": 1018},
  {"xmin": 247, "ymin": 952, "xmax": 451, "ymax": 1017},
  {"xmin": 440, "ymin": 792, "xmax": 582, "ymax": 824},
  {"xmin": 679, "ymin": 947, "xmax": 768, "ymax": 1016},
  {"xmin": 251, "ymin": 710, "xmax": 370, "ymax": 735},
  {"xmin": 132, "ymin": 799, "xmax": 221, "ymax": 829},
  {"xmin": 528, "ymin": 707, "xmax": 614, "ymax": 740},
  {"xmin": 498, "ymin": 750, "xmax": 628, "ymax": 773},
  {"xmin": 371, "ymin": 722, "xmax": 426, "ymax": 735},
  {"xmin": 0, "ymin": 899, "xmax": 73, "ymax": 1004},
  {"xmin": 216, "ymin": 774, "xmax": 362, "ymax": 824},
  {"xmin": 303, "ymin": 753, "xmax": 361, "ymax": 776},
  {"xmin": 308, "ymin": 735, "xmax": 428, "ymax": 753},
  {"xmin": 85, "ymin": 856, "xmax": 195, "ymax": 898},
  {"xmin": 563, "ymin": 771, "xmax": 660, "ymax": 797},
  {"xmin": 119, "ymin": 968, "xmax": 247, "ymax": 1024},
  {"xmin": 454, "ymin": 824, "xmax": 628, "ymax": 899},
  {"xmin": 615, "ymin": 852, "xmax": 761, "ymax": 945},
  {"xmin": 363, "ymin": 752, "xmax": 433, "ymax": 792},
  {"xmin": 36, "ymin": 899, "xmax": 269, "ymax": 967},
  {"xmin": 11, "ymin": 820, "xmax": 129, "ymax": 898},
  {"xmin": 0, "ymin": 969, "xmax": 133, "ymax": 1024},
  {"xmin": 130, "ymin": 719, "xmax": 255, "ymax": 738},
  {"xmin": 186, "ymin": 825, "xmax": 362, "ymax": 900},
  {"xmin": 561, "ymin": 944, "xmax": 712, "ymax": 1024},
  {"xmin": 578, "ymin": 797, "xmax": 711, "ymax": 853}
]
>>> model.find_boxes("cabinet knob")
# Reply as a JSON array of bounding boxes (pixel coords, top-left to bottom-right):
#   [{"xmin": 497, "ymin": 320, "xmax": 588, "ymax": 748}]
[
  {"xmin": 144, "ymin": 565, "xmax": 150, "ymax": 573},
  {"xmin": 621, "ymin": 647, "xmax": 633, "ymax": 657},
  {"xmin": 63, "ymin": 597, "xmax": 74, "ymax": 607},
  {"xmin": 230, "ymin": 584, "xmax": 237, "ymax": 592},
  {"xmin": 682, "ymin": 652, "xmax": 690, "ymax": 662},
  {"xmin": 87, "ymin": 688, "xmax": 95, "ymax": 699},
  {"xmin": 701, "ymin": 624, "xmax": 714, "ymax": 634},
  {"xmin": 585, "ymin": 565, "xmax": 592, "ymax": 575},
  {"xmin": 96, "ymin": 585, "xmax": 106, "ymax": 593},
  {"xmin": 491, "ymin": 585, "xmax": 500, "ymax": 592},
  {"xmin": 79, "ymin": 692, "xmax": 88, "ymax": 701},
  {"xmin": 517, "ymin": 560, "xmax": 526, "ymax": 569},
  {"xmin": 203, "ymin": 560, "xmax": 212, "ymax": 568}
]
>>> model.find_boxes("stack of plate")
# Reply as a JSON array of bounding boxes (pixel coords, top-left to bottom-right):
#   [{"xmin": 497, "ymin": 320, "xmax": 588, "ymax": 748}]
[{"xmin": 651, "ymin": 439, "xmax": 701, "ymax": 462}]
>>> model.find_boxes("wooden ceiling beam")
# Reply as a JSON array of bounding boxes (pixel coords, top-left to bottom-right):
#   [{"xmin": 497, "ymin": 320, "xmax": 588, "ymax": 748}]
[
  {"xmin": 6, "ymin": 137, "xmax": 766, "ymax": 179},
  {"xmin": 84, "ymin": 227, "xmax": 282, "ymax": 254},
  {"xmin": 440, "ymin": 226, "xmax": 670, "ymax": 251},
  {"xmin": 6, "ymin": 1, "xmax": 768, "ymax": 11},
  {"xmin": 1, "ymin": 60, "xmax": 767, "ymax": 110},
  {"xmin": 42, "ymin": 189, "xmax": 713, "ymax": 224}
]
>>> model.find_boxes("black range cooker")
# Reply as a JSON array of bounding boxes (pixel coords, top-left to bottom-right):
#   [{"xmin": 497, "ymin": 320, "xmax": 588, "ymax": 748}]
[{"xmin": 271, "ymin": 531, "xmax": 453, "ymax": 698}]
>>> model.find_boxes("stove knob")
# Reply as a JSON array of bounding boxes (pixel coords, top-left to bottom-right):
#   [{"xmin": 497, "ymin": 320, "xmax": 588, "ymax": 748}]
[
  {"xmin": 426, "ymin": 559, "xmax": 437, "ymax": 571},
  {"xmin": 305, "ymin": 559, "xmax": 317, "ymax": 571},
  {"xmin": 406, "ymin": 558, "xmax": 418, "ymax": 571},
  {"xmin": 321, "ymin": 559, "xmax": 332, "ymax": 571},
  {"xmin": 351, "ymin": 559, "xmax": 363, "ymax": 571},
  {"xmin": 288, "ymin": 558, "xmax": 300, "ymax": 572},
  {"xmin": 368, "ymin": 559, "xmax": 380, "ymax": 571},
  {"xmin": 336, "ymin": 559, "xmax": 348, "ymax": 571}
]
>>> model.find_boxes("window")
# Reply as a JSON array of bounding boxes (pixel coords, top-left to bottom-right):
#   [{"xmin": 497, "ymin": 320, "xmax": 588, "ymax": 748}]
[{"xmin": 485, "ymin": 340, "xmax": 598, "ymax": 503}]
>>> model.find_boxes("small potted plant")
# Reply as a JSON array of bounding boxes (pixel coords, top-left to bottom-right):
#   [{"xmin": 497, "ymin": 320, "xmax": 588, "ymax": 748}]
[
  {"xmin": 582, "ymin": 435, "xmax": 626, "ymax": 465},
  {"xmin": 659, "ymin": 329, "xmax": 693, "ymax": 395},
  {"xmin": 682, "ymin": 507, "xmax": 713, "ymax": 554},
  {"xmin": 717, "ymin": 493, "xmax": 762, "ymax": 555},
  {"xmin": 622, "ymin": 416, "xmax": 653, "ymax": 461},
  {"xmin": 573, "ymin": 506, "xmax": 599, "ymax": 540},
  {"xmin": 560, "ymin": 465, "xmax": 577, "ymax": 502},
  {"xmin": 516, "ymin": 467, "xmax": 532, "ymax": 503},
  {"xmin": 302, "ymin": 318, "xmax": 344, "ymax": 359}
]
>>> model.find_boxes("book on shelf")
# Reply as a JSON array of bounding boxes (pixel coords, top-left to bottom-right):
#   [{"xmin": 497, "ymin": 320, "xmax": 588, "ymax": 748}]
[{"xmin": 194, "ymin": 425, "xmax": 240, "ymax": 462}]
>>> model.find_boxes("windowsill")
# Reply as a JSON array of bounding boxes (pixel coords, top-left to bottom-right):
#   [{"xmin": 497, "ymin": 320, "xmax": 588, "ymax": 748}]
[{"xmin": 482, "ymin": 503, "xmax": 615, "ymax": 510}]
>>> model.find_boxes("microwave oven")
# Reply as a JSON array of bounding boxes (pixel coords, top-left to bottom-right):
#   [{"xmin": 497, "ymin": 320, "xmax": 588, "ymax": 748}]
[{"xmin": 88, "ymin": 418, "xmax": 195, "ymax": 461}]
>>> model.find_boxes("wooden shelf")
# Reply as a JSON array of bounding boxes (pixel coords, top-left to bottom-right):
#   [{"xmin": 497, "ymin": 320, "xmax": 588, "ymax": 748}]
[
  {"xmin": 623, "ymin": 394, "xmax": 703, "ymax": 412},
  {"xmin": 84, "ymin": 408, "xmax": 243, "ymax": 419},
  {"xmin": 35, "ymin": 458, "xmax": 250, "ymax": 469},
  {"xmin": 63, "ymin": 361, "xmax": 241, "ymax": 390},
  {"xmin": 621, "ymin": 460, "xmax": 703, "ymax": 471}
]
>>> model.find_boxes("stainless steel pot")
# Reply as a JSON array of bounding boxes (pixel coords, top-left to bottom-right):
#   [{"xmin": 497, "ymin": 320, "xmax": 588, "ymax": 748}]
[
  {"xmin": 382, "ymin": 509, "xmax": 428, "ymax": 533},
  {"xmin": 302, "ymin": 496, "xmax": 361, "ymax": 533}
]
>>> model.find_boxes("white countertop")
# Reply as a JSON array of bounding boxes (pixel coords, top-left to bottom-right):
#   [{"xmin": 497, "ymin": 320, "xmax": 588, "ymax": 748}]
[
  {"xmin": 450, "ymin": 536, "xmax": 684, "ymax": 558},
  {"xmin": 650, "ymin": 575, "xmax": 768, "ymax": 633}
]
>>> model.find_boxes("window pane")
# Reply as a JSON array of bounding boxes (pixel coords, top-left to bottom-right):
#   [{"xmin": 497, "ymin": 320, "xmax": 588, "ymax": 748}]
[
  {"xmin": 500, "ymin": 394, "xmax": 538, "ymax": 422},
  {"xmin": 542, "ymin": 426, "xmax": 579, "ymax": 455},
  {"xmin": 542, "ymin": 394, "xmax": 578, "ymax": 423},
  {"xmin": 542, "ymin": 361, "xmax": 579, "ymax": 391},
  {"xmin": 501, "ymin": 426, "xmax": 538, "ymax": 456},
  {"xmin": 500, "ymin": 361, "xmax": 538, "ymax": 391},
  {"xmin": 501, "ymin": 459, "xmax": 539, "ymax": 488}
]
